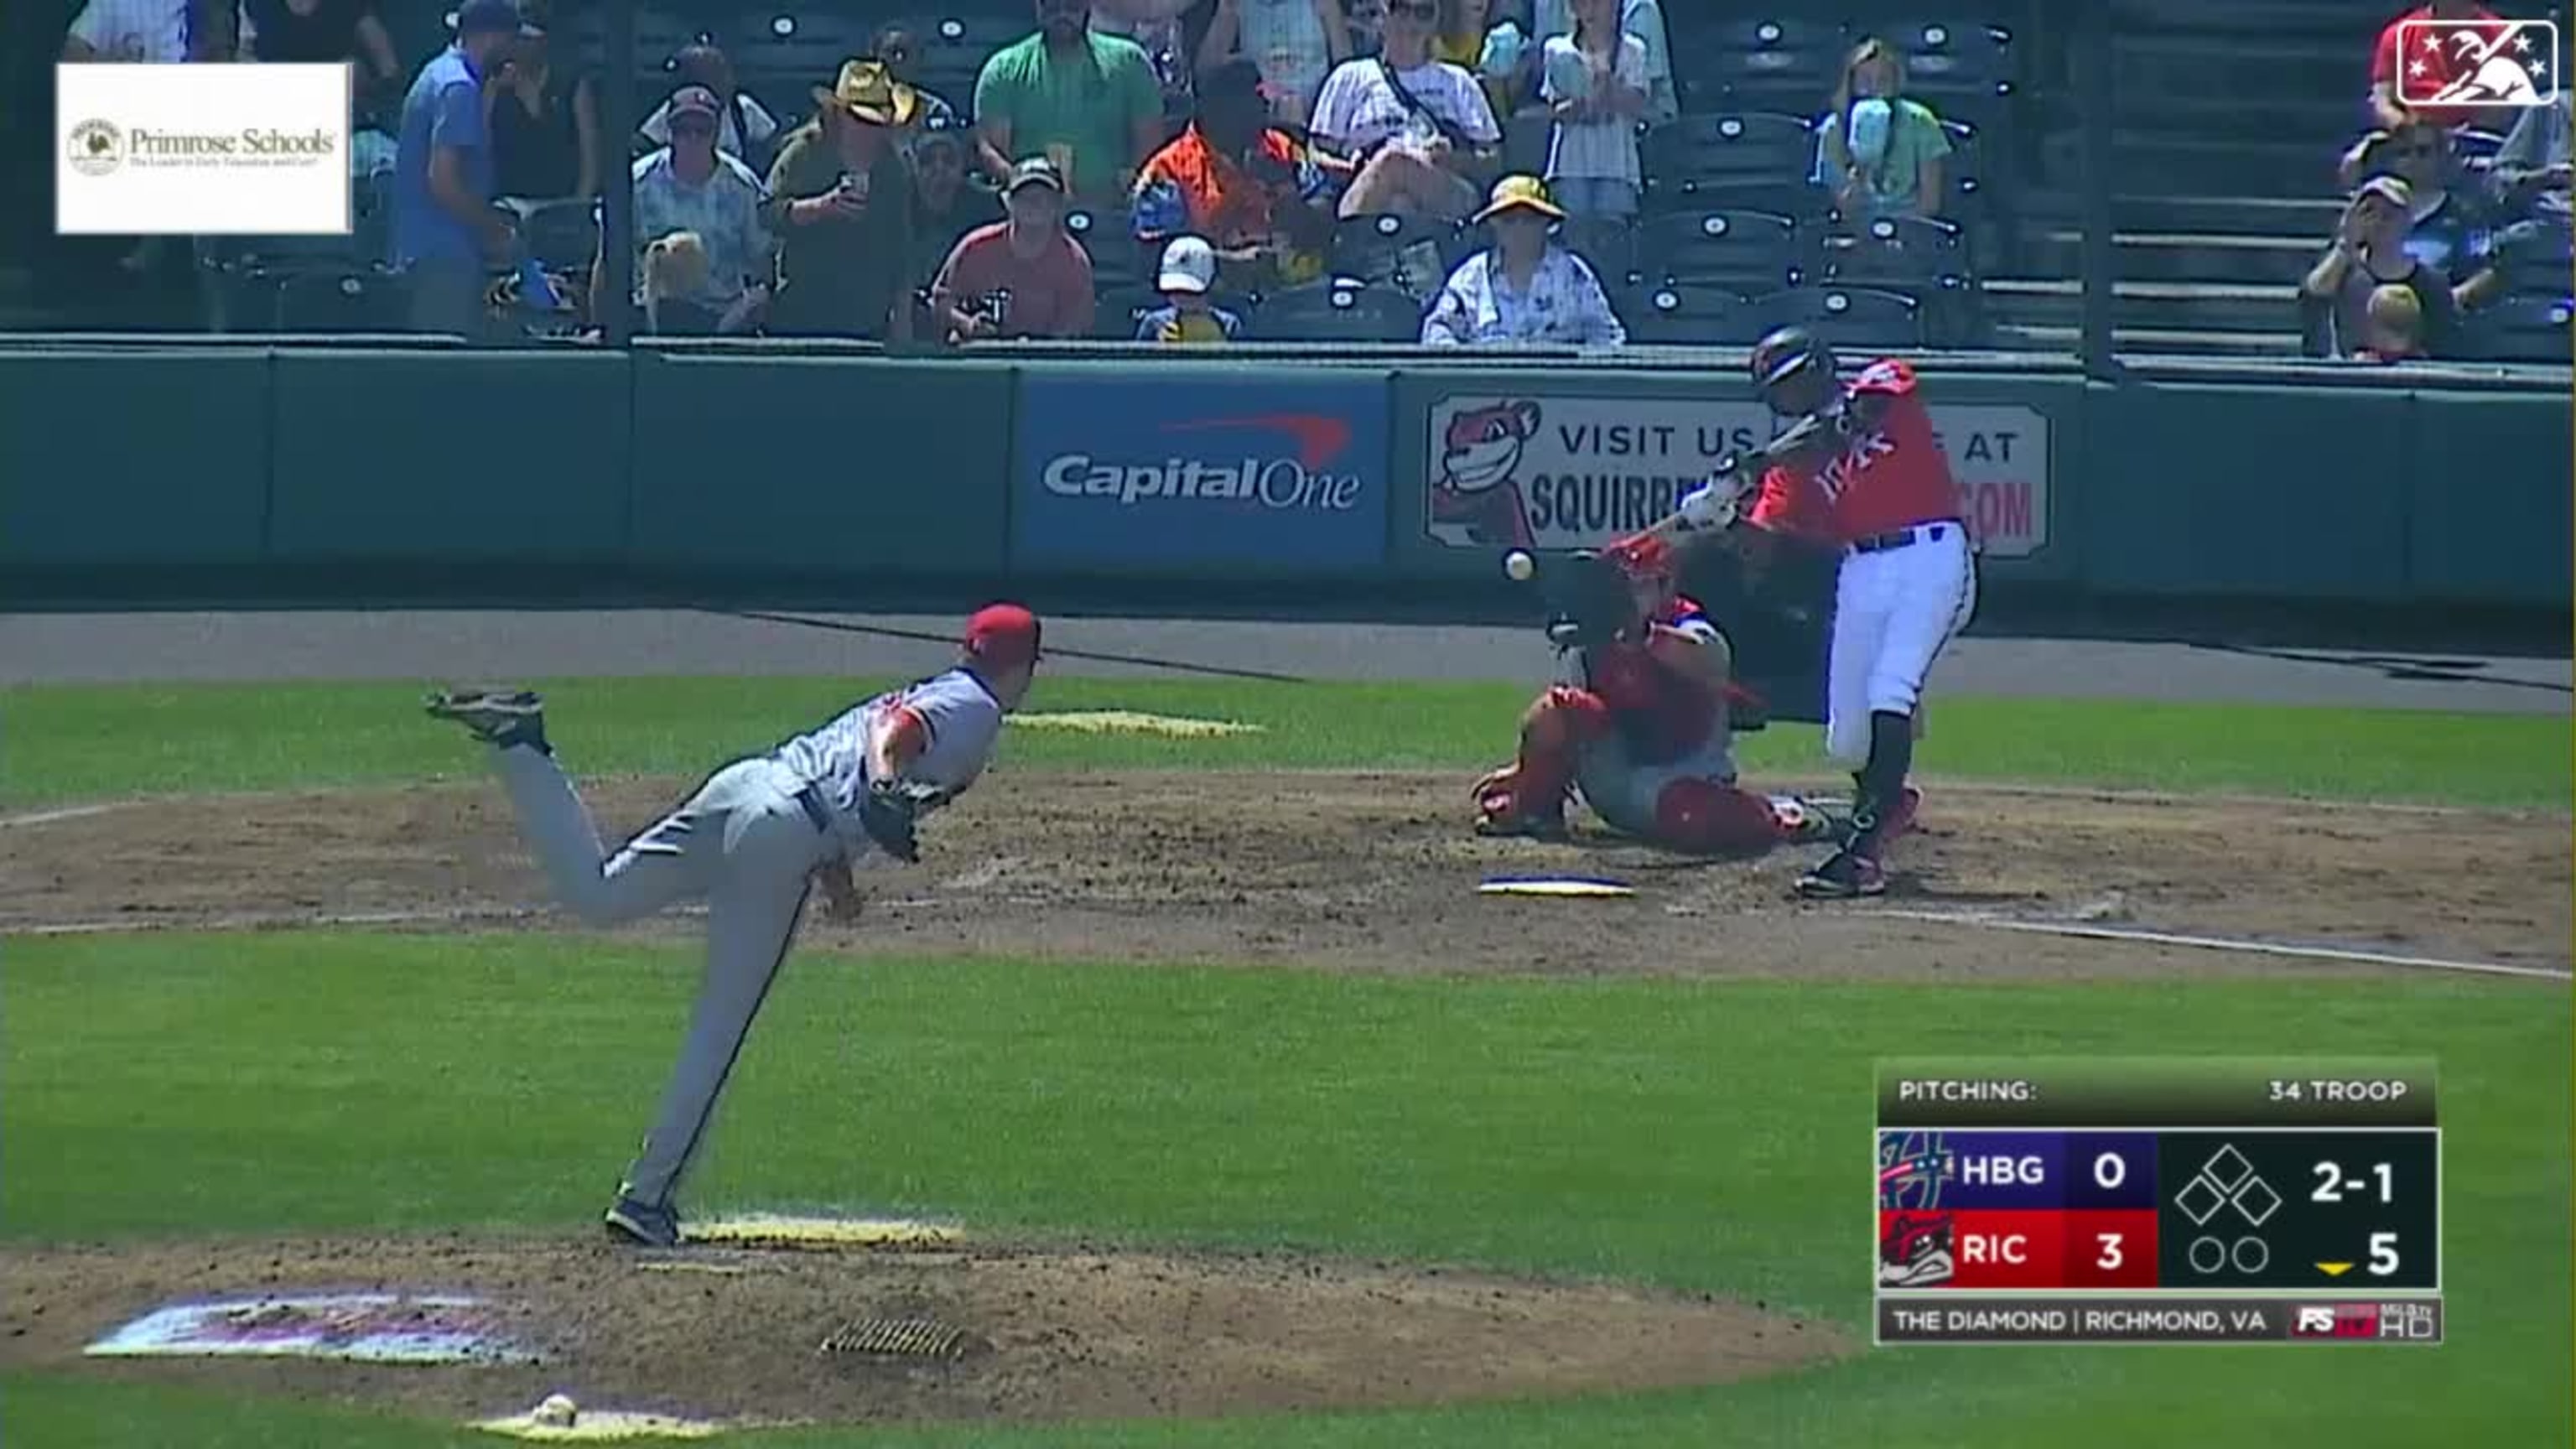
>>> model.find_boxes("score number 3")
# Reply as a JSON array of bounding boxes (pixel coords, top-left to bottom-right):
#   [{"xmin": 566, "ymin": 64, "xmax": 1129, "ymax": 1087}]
[{"xmin": 2314, "ymin": 1161, "xmax": 2403, "ymax": 1277}]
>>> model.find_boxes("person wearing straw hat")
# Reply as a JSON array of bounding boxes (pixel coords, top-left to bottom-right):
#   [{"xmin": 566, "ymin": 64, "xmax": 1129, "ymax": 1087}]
[
  {"xmin": 759, "ymin": 59, "xmax": 923, "ymax": 339},
  {"xmin": 1420, "ymin": 174, "xmax": 1626, "ymax": 346}
]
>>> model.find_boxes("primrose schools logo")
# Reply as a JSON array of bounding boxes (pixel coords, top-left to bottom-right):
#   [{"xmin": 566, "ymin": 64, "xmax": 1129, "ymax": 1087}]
[
  {"xmin": 62, "ymin": 121, "xmax": 337, "ymax": 175},
  {"xmin": 1039, "ymin": 453, "xmax": 1366, "ymax": 512}
]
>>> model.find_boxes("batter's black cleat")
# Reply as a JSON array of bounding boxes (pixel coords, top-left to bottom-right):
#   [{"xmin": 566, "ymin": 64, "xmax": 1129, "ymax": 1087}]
[
  {"xmin": 1795, "ymin": 844, "xmax": 1886, "ymax": 900},
  {"xmin": 426, "ymin": 688, "xmax": 548, "ymax": 753}
]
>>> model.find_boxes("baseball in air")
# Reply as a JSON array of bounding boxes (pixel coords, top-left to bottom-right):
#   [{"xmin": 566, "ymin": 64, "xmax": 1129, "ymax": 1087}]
[
  {"xmin": 1503, "ymin": 549, "xmax": 1537, "ymax": 582},
  {"xmin": 532, "ymin": 1394, "xmax": 578, "ymax": 1427}
]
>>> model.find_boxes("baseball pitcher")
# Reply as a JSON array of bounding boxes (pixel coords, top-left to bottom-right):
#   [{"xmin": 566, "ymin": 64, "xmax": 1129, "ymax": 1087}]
[
  {"xmin": 1472, "ymin": 533, "xmax": 1835, "ymax": 853},
  {"xmin": 424, "ymin": 603, "xmax": 1045, "ymax": 1247},
  {"xmin": 1670, "ymin": 327, "xmax": 1978, "ymax": 898}
]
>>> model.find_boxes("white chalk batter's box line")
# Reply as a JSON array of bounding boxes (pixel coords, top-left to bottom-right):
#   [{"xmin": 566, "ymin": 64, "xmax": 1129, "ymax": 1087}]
[{"xmin": 1871, "ymin": 1126, "xmax": 2443, "ymax": 1296}]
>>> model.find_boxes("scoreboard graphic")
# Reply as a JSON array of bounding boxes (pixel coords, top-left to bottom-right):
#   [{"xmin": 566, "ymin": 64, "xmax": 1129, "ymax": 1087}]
[{"xmin": 1873, "ymin": 1058, "xmax": 2442, "ymax": 1345}]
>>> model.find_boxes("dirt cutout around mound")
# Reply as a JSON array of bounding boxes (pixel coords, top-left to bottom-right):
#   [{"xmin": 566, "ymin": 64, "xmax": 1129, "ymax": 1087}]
[
  {"xmin": 0, "ymin": 1234, "xmax": 1845, "ymax": 1431},
  {"xmin": 4, "ymin": 771, "xmax": 2566, "ymax": 978}
]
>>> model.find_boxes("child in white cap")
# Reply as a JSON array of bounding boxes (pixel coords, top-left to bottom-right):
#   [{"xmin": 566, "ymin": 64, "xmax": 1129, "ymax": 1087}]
[{"xmin": 1135, "ymin": 235, "xmax": 1245, "ymax": 343}]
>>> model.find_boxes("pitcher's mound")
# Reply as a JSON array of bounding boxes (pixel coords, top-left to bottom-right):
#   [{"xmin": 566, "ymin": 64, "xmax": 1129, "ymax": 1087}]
[{"xmin": 3, "ymin": 1232, "xmax": 1849, "ymax": 1431}]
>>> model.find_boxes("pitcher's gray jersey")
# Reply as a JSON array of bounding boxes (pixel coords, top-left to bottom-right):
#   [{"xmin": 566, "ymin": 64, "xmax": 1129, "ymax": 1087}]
[{"xmin": 771, "ymin": 669, "xmax": 1005, "ymax": 818}]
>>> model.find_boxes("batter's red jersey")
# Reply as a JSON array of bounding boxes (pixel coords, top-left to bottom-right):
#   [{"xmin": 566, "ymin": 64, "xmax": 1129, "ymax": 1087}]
[{"xmin": 1760, "ymin": 358, "xmax": 1963, "ymax": 546}]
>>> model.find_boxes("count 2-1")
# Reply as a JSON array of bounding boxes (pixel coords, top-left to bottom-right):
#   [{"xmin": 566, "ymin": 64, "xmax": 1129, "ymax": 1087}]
[{"xmin": 2312, "ymin": 1160, "xmax": 2395, "ymax": 1204}]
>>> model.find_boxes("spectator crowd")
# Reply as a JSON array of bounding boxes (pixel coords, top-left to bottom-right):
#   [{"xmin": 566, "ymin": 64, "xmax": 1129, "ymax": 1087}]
[{"xmin": 43, "ymin": 0, "xmax": 2575, "ymax": 363}]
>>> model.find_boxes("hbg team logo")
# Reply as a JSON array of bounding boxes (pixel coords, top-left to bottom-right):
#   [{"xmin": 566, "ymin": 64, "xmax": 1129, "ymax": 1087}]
[
  {"xmin": 66, "ymin": 118, "xmax": 123, "ymax": 176},
  {"xmin": 1877, "ymin": 1131, "xmax": 1956, "ymax": 1211}
]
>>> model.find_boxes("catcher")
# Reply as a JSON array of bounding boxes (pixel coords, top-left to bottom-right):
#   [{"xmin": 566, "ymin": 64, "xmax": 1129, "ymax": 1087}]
[
  {"xmin": 1472, "ymin": 533, "xmax": 1832, "ymax": 852},
  {"xmin": 424, "ymin": 603, "xmax": 1043, "ymax": 1248}
]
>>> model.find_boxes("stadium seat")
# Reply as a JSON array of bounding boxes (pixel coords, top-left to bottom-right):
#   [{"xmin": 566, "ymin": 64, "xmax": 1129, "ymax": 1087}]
[
  {"xmin": 1639, "ymin": 208, "xmax": 1805, "ymax": 293},
  {"xmin": 1690, "ymin": 16, "xmax": 1841, "ymax": 107},
  {"xmin": 1332, "ymin": 213, "xmax": 1465, "ymax": 299},
  {"xmin": 1820, "ymin": 214, "xmax": 1969, "ymax": 287},
  {"xmin": 1625, "ymin": 283, "xmax": 1759, "ymax": 345},
  {"xmin": 1649, "ymin": 112, "xmax": 1817, "ymax": 187},
  {"xmin": 1747, "ymin": 284, "xmax": 1926, "ymax": 350},
  {"xmin": 1858, "ymin": 19, "xmax": 2017, "ymax": 102},
  {"xmin": 1255, "ymin": 280, "xmax": 1424, "ymax": 342},
  {"xmin": 1066, "ymin": 209, "xmax": 1141, "ymax": 289},
  {"xmin": 1094, "ymin": 286, "xmax": 1159, "ymax": 341},
  {"xmin": 1642, "ymin": 175, "xmax": 1826, "ymax": 222},
  {"xmin": 269, "ymin": 267, "xmax": 404, "ymax": 333},
  {"xmin": 2466, "ymin": 293, "xmax": 2573, "ymax": 364},
  {"xmin": 499, "ymin": 199, "xmax": 604, "ymax": 273}
]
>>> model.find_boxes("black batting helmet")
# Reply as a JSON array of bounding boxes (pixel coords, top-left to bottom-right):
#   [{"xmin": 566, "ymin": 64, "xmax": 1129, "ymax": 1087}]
[{"xmin": 1750, "ymin": 326, "xmax": 1837, "ymax": 399}]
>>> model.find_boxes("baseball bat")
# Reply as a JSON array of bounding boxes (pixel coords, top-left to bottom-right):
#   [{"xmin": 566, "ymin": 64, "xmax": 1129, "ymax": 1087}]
[{"xmin": 1622, "ymin": 409, "xmax": 1840, "ymax": 548}]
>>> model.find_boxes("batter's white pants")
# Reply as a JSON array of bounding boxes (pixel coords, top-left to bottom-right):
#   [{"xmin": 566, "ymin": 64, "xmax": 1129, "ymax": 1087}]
[
  {"xmin": 493, "ymin": 748, "xmax": 839, "ymax": 1210},
  {"xmin": 1825, "ymin": 522, "xmax": 1980, "ymax": 765}
]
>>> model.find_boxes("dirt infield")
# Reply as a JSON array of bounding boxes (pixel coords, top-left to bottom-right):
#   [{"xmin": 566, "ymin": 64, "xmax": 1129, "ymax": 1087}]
[
  {"xmin": 4, "ymin": 770, "xmax": 2566, "ymax": 977},
  {"xmin": 0, "ymin": 1233, "xmax": 1845, "ymax": 1430},
  {"xmin": 3, "ymin": 768, "xmax": 2563, "ymax": 1432}
]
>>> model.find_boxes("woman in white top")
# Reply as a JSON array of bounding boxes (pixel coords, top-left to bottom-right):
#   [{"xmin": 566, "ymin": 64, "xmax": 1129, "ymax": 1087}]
[
  {"xmin": 636, "ymin": 44, "xmax": 780, "ymax": 173},
  {"xmin": 1421, "ymin": 174, "xmax": 1627, "ymax": 346},
  {"xmin": 1540, "ymin": 0, "xmax": 1649, "ymax": 273},
  {"xmin": 1197, "ymin": 0, "xmax": 1353, "ymax": 126},
  {"xmin": 1311, "ymin": 0, "xmax": 1504, "ymax": 219}
]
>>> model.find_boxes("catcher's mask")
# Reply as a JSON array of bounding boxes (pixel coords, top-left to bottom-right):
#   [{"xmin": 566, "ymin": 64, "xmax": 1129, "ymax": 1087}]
[{"xmin": 1750, "ymin": 325, "xmax": 1837, "ymax": 417}]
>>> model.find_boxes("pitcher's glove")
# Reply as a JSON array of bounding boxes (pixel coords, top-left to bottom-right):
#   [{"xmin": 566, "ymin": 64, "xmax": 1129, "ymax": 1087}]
[
  {"xmin": 857, "ymin": 779, "xmax": 923, "ymax": 863},
  {"xmin": 1542, "ymin": 548, "xmax": 1639, "ymax": 652}
]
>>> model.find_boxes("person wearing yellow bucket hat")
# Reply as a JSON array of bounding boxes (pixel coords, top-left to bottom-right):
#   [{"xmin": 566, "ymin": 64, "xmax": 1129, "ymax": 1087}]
[
  {"xmin": 758, "ymin": 60, "xmax": 922, "ymax": 338},
  {"xmin": 1421, "ymin": 174, "xmax": 1626, "ymax": 346}
]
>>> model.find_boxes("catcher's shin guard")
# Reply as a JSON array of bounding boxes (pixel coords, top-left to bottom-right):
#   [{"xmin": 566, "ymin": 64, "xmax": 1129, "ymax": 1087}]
[{"xmin": 1654, "ymin": 778, "xmax": 1791, "ymax": 854}]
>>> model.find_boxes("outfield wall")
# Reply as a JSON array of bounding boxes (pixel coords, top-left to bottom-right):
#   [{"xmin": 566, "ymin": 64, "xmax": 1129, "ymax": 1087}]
[{"xmin": 2, "ymin": 342, "xmax": 2565, "ymax": 610}]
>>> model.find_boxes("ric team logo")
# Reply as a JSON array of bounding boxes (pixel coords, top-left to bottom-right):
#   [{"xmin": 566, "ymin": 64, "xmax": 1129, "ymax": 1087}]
[
  {"xmin": 1429, "ymin": 399, "xmax": 1540, "ymax": 549},
  {"xmin": 1877, "ymin": 1211, "xmax": 1956, "ymax": 1288},
  {"xmin": 1878, "ymin": 1131, "xmax": 1958, "ymax": 1211},
  {"xmin": 2397, "ymin": 18, "xmax": 2560, "ymax": 106},
  {"xmin": 1040, "ymin": 413, "xmax": 1367, "ymax": 513}
]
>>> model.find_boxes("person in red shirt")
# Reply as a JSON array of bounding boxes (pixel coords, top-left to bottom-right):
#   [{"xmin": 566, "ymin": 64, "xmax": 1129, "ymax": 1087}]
[
  {"xmin": 928, "ymin": 156, "xmax": 1098, "ymax": 341},
  {"xmin": 1673, "ymin": 327, "xmax": 1977, "ymax": 899},
  {"xmin": 1470, "ymin": 533, "xmax": 1835, "ymax": 854},
  {"xmin": 2369, "ymin": 2, "xmax": 2520, "ymax": 132}
]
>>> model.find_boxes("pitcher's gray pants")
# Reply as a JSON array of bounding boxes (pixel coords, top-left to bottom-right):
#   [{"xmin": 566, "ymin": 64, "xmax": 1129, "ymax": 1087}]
[{"xmin": 492, "ymin": 746, "xmax": 838, "ymax": 1210}]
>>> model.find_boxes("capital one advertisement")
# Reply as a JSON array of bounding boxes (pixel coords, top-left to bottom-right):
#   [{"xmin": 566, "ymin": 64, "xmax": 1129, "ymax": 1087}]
[
  {"xmin": 1425, "ymin": 392, "xmax": 2052, "ymax": 558},
  {"xmin": 1013, "ymin": 375, "xmax": 1389, "ymax": 568}
]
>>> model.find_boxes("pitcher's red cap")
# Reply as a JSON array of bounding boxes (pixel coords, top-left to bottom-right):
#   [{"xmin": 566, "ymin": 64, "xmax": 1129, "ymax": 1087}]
[{"xmin": 964, "ymin": 603, "xmax": 1043, "ymax": 670}]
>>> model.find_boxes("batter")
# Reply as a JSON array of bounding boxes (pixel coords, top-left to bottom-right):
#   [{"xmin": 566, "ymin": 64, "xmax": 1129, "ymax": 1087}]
[
  {"xmin": 426, "ymin": 603, "xmax": 1044, "ymax": 1246},
  {"xmin": 1678, "ymin": 327, "xmax": 1978, "ymax": 898}
]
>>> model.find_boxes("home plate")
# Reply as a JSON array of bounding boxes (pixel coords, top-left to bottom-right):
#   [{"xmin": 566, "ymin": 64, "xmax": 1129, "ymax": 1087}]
[
  {"xmin": 471, "ymin": 1405, "xmax": 749, "ymax": 1441},
  {"xmin": 1478, "ymin": 876, "xmax": 1637, "ymax": 899},
  {"xmin": 678, "ymin": 1214, "xmax": 964, "ymax": 1250}
]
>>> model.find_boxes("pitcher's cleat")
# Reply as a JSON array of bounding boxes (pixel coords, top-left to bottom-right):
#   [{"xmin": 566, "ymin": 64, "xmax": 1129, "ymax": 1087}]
[
  {"xmin": 603, "ymin": 1195, "xmax": 681, "ymax": 1249},
  {"xmin": 426, "ymin": 688, "xmax": 548, "ymax": 752}
]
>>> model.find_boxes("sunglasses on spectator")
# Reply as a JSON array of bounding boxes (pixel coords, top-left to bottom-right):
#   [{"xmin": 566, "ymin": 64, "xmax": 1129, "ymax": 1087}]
[{"xmin": 672, "ymin": 119, "xmax": 717, "ymax": 137}]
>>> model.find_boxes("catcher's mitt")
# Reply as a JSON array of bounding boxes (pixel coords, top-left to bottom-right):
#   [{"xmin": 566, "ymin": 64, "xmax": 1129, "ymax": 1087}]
[{"xmin": 1540, "ymin": 548, "xmax": 1640, "ymax": 652}]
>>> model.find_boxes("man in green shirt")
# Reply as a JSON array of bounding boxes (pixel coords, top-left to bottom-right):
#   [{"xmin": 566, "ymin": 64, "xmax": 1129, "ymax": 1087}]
[
  {"xmin": 974, "ymin": 0, "xmax": 1170, "ymax": 214},
  {"xmin": 762, "ymin": 60, "xmax": 921, "ymax": 339}
]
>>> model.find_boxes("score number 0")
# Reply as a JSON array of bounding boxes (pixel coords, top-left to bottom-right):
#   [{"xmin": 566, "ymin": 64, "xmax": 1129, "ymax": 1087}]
[
  {"xmin": 2314, "ymin": 1160, "xmax": 2403, "ymax": 1277},
  {"xmin": 2093, "ymin": 1151, "xmax": 2128, "ymax": 1270}
]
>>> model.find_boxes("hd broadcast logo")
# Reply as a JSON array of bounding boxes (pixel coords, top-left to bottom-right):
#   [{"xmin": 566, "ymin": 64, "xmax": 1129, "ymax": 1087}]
[{"xmin": 1877, "ymin": 1131, "xmax": 1960, "ymax": 1289}]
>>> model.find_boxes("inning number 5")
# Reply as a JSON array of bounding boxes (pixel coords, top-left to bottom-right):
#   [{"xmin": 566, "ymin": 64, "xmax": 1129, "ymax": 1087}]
[
  {"xmin": 2097, "ymin": 1233, "xmax": 2125, "ymax": 1271},
  {"xmin": 2369, "ymin": 1232, "xmax": 2400, "ymax": 1277}
]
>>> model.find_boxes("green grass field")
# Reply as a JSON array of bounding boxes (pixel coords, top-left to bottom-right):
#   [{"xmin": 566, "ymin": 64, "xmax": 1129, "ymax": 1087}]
[{"xmin": 3, "ymin": 678, "xmax": 2568, "ymax": 1446}]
